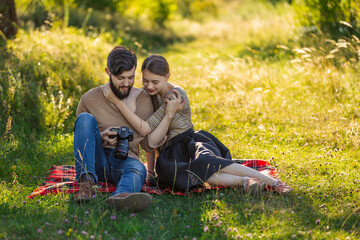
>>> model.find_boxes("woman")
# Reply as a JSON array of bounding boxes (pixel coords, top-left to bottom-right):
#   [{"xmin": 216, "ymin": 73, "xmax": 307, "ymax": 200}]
[{"xmin": 103, "ymin": 55, "xmax": 292, "ymax": 194}]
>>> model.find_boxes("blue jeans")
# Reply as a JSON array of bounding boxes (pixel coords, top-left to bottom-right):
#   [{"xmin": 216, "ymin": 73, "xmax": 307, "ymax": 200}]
[{"xmin": 74, "ymin": 112, "xmax": 147, "ymax": 197}]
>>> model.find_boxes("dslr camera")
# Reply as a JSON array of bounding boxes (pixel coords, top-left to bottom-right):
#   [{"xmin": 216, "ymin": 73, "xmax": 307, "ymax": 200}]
[{"xmin": 109, "ymin": 127, "xmax": 134, "ymax": 160}]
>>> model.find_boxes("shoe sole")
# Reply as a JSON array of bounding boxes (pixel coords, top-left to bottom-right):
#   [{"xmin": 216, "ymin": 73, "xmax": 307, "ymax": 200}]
[
  {"xmin": 247, "ymin": 182, "xmax": 261, "ymax": 195},
  {"xmin": 105, "ymin": 193, "xmax": 152, "ymax": 212}
]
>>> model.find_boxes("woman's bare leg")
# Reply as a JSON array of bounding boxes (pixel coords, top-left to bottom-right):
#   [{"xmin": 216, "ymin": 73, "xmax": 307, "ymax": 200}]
[
  {"xmin": 206, "ymin": 172, "xmax": 248, "ymax": 187},
  {"xmin": 220, "ymin": 163, "xmax": 277, "ymax": 186}
]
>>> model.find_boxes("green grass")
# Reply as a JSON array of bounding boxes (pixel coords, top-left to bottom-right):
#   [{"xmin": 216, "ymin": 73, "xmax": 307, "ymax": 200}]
[{"xmin": 1, "ymin": 0, "xmax": 360, "ymax": 239}]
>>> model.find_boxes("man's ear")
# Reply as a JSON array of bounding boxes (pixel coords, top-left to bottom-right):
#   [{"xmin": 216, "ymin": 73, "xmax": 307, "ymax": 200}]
[
  {"xmin": 105, "ymin": 68, "xmax": 110, "ymax": 76},
  {"xmin": 165, "ymin": 73, "xmax": 170, "ymax": 81}
]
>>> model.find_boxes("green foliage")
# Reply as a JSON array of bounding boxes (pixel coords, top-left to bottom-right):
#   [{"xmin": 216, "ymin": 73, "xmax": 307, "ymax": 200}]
[
  {"xmin": 0, "ymin": 27, "xmax": 111, "ymax": 135},
  {"xmin": 1, "ymin": 0, "xmax": 360, "ymax": 239},
  {"xmin": 107, "ymin": 0, "xmax": 178, "ymax": 28},
  {"xmin": 0, "ymin": 62, "xmax": 46, "ymax": 136},
  {"xmin": 16, "ymin": 0, "xmax": 48, "ymax": 27},
  {"xmin": 294, "ymin": 0, "xmax": 360, "ymax": 37},
  {"xmin": 265, "ymin": 0, "xmax": 293, "ymax": 4},
  {"xmin": 293, "ymin": 31, "xmax": 360, "ymax": 69},
  {"xmin": 16, "ymin": 0, "xmax": 219, "ymax": 30},
  {"xmin": 177, "ymin": 0, "xmax": 218, "ymax": 20},
  {"xmin": 73, "ymin": 0, "xmax": 122, "ymax": 11}
]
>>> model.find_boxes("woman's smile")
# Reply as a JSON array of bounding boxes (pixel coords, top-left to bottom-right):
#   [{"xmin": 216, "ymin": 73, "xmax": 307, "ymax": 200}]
[{"xmin": 146, "ymin": 88, "xmax": 155, "ymax": 94}]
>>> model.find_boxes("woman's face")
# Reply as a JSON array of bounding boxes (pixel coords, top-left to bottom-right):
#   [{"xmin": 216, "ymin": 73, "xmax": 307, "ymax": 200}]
[{"xmin": 142, "ymin": 70, "xmax": 169, "ymax": 97}]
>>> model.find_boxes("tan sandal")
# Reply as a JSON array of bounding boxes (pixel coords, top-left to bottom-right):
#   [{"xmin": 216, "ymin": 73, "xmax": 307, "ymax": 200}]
[{"xmin": 272, "ymin": 181, "xmax": 293, "ymax": 195}]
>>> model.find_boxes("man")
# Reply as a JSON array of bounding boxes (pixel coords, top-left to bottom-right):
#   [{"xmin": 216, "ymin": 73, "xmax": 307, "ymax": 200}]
[{"xmin": 73, "ymin": 46, "xmax": 174, "ymax": 212}]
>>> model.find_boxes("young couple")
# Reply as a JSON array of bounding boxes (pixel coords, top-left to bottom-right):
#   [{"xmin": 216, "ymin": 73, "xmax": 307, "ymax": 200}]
[{"xmin": 73, "ymin": 46, "xmax": 292, "ymax": 212}]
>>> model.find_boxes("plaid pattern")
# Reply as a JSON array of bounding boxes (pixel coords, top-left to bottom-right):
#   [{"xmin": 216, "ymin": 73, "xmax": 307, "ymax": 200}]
[{"xmin": 28, "ymin": 159, "xmax": 277, "ymax": 199}]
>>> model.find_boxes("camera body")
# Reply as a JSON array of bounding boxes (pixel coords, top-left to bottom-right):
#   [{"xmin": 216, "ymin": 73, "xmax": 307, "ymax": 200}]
[{"xmin": 109, "ymin": 127, "xmax": 134, "ymax": 160}]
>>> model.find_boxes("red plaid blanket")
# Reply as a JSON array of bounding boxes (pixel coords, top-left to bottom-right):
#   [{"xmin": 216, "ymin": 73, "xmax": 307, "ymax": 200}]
[{"xmin": 28, "ymin": 159, "xmax": 277, "ymax": 199}]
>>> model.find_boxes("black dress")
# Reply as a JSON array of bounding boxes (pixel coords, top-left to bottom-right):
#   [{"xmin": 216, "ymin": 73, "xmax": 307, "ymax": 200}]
[{"xmin": 155, "ymin": 129, "xmax": 234, "ymax": 191}]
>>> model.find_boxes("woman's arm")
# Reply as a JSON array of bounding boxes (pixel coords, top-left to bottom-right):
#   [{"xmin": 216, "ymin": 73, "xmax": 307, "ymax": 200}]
[
  {"xmin": 102, "ymin": 83, "xmax": 152, "ymax": 136},
  {"xmin": 147, "ymin": 100, "xmax": 177, "ymax": 146},
  {"xmin": 102, "ymin": 83, "xmax": 184, "ymax": 147},
  {"xmin": 136, "ymin": 91, "xmax": 182, "ymax": 147}
]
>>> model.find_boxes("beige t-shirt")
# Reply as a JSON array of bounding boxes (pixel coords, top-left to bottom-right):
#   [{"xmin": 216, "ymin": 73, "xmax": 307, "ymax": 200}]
[
  {"xmin": 146, "ymin": 86, "xmax": 194, "ymax": 148},
  {"xmin": 76, "ymin": 85, "xmax": 154, "ymax": 160}
]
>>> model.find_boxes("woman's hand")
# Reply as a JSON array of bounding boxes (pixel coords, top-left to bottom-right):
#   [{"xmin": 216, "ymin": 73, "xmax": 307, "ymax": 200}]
[
  {"xmin": 165, "ymin": 90, "xmax": 185, "ymax": 119},
  {"xmin": 102, "ymin": 83, "xmax": 128, "ymax": 112},
  {"xmin": 102, "ymin": 83, "xmax": 121, "ymax": 104}
]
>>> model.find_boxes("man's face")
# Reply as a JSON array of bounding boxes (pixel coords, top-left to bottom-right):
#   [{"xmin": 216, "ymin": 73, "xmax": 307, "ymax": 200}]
[{"xmin": 109, "ymin": 67, "xmax": 135, "ymax": 100}]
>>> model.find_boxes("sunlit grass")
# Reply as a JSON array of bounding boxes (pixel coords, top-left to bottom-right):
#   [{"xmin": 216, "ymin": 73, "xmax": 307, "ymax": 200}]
[
  {"xmin": 8, "ymin": 27, "xmax": 112, "ymax": 91},
  {"xmin": 1, "ymin": 0, "xmax": 360, "ymax": 239}
]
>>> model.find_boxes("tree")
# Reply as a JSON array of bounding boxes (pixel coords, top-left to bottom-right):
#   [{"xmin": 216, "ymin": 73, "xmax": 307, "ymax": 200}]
[{"xmin": 0, "ymin": 0, "xmax": 17, "ymax": 39}]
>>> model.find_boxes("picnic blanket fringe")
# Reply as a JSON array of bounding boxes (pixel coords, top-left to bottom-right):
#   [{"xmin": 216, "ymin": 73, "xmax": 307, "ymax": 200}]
[{"xmin": 28, "ymin": 159, "xmax": 277, "ymax": 199}]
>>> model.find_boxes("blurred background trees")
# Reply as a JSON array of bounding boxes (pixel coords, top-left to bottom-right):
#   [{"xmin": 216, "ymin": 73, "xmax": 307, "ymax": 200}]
[
  {"xmin": 0, "ymin": 0, "xmax": 359, "ymax": 137},
  {"xmin": 267, "ymin": 0, "xmax": 360, "ymax": 37},
  {"xmin": 0, "ymin": 0, "xmax": 18, "ymax": 39},
  {"xmin": 6, "ymin": 0, "xmax": 359, "ymax": 40},
  {"xmin": 13, "ymin": 0, "xmax": 218, "ymax": 29},
  {"xmin": 294, "ymin": 0, "xmax": 360, "ymax": 37},
  {"xmin": 0, "ymin": 0, "xmax": 221, "ymax": 136}
]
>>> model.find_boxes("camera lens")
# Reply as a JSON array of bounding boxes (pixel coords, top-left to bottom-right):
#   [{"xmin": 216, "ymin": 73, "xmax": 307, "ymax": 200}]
[{"xmin": 114, "ymin": 140, "xmax": 129, "ymax": 160}]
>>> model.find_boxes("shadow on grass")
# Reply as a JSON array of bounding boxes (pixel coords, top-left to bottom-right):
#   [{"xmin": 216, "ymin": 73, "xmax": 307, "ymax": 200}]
[
  {"xmin": 0, "ymin": 134, "xmax": 73, "ymax": 188},
  {"xmin": 0, "ymin": 47, "xmax": 45, "ymax": 136},
  {"xmin": 216, "ymin": 188, "xmax": 359, "ymax": 238},
  {"xmin": 121, "ymin": 26, "xmax": 197, "ymax": 55},
  {"xmin": 3, "ymin": 184, "xmax": 357, "ymax": 239},
  {"xmin": 238, "ymin": 41, "xmax": 295, "ymax": 63}
]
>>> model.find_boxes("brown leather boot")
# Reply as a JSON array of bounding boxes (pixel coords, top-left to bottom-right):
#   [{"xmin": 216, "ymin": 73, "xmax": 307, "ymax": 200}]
[{"xmin": 73, "ymin": 180, "xmax": 96, "ymax": 202}]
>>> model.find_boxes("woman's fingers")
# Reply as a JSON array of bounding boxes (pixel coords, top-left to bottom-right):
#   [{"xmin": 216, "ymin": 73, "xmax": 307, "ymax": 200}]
[
  {"xmin": 172, "ymin": 90, "xmax": 181, "ymax": 100},
  {"xmin": 179, "ymin": 99, "xmax": 187, "ymax": 111},
  {"xmin": 166, "ymin": 90, "xmax": 181, "ymax": 102}
]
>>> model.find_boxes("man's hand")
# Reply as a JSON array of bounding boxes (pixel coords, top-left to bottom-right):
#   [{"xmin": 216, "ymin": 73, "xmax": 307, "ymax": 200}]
[{"xmin": 100, "ymin": 126, "xmax": 120, "ymax": 146}]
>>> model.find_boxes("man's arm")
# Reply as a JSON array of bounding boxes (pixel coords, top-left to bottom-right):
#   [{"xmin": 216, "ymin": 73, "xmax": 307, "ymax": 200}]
[{"xmin": 76, "ymin": 89, "xmax": 118, "ymax": 147}]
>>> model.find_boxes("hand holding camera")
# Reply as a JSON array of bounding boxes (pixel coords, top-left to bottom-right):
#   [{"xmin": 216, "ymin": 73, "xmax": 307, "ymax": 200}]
[{"xmin": 109, "ymin": 127, "xmax": 134, "ymax": 160}]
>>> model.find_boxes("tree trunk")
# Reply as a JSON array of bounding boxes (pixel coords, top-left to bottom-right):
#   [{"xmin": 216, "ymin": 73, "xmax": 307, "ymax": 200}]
[{"xmin": 0, "ymin": 0, "xmax": 17, "ymax": 39}]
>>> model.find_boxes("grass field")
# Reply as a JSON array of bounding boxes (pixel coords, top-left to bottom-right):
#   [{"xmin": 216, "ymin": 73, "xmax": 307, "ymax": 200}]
[{"xmin": 1, "ymin": 0, "xmax": 359, "ymax": 239}]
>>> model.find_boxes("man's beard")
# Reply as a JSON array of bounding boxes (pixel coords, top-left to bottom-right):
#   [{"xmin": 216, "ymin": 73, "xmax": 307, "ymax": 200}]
[{"xmin": 109, "ymin": 76, "xmax": 133, "ymax": 100}]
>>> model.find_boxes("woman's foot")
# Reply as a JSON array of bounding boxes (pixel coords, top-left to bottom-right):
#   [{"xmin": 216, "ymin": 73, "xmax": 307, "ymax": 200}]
[
  {"xmin": 244, "ymin": 178, "xmax": 264, "ymax": 195},
  {"xmin": 272, "ymin": 181, "xmax": 293, "ymax": 195}
]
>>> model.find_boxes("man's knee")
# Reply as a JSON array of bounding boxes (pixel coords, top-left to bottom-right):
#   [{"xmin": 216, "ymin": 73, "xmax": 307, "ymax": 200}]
[
  {"xmin": 125, "ymin": 159, "xmax": 147, "ymax": 179},
  {"xmin": 75, "ymin": 113, "xmax": 97, "ymax": 129}
]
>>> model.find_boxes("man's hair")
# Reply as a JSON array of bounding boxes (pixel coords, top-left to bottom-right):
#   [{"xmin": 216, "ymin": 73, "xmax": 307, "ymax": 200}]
[
  {"xmin": 107, "ymin": 46, "xmax": 137, "ymax": 76},
  {"xmin": 141, "ymin": 55, "xmax": 169, "ymax": 76}
]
